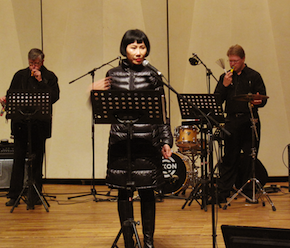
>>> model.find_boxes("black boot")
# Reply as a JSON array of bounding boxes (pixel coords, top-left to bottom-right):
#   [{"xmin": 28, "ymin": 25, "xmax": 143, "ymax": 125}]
[
  {"xmin": 118, "ymin": 199, "xmax": 134, "ymax": 248},
  {"xmin": 141, "ymin": 199, "xmax": 155, "ymax": 248}
]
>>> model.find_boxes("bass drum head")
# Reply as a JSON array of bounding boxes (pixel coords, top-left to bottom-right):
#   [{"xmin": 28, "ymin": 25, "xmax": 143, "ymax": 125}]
[{"xmin": 160, "ymin": 152, "xmax": 189, "ymax": 195}]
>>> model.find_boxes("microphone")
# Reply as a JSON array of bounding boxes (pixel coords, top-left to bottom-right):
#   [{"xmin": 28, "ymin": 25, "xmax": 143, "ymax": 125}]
[
  {"xmin": 142, "ymin": 60, "xmax": 163, "ymax": 76},
  {"xmin": 189, "ymin": 53, "xmax": 199, "ymax": 66}
]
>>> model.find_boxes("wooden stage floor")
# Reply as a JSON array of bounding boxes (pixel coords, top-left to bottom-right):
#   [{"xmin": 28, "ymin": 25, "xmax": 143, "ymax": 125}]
[{"xmin": 0, "ymin": 182, "xmax": 289, "ymax": 248}]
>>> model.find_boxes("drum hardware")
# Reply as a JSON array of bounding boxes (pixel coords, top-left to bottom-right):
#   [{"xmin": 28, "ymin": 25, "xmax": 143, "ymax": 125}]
[
  {"xmin": 179, "ymin": 124, "xmax": 222, "ymax": 211},
  {"xmin": 171, "ymin": 122, "xmax": 218, "ymax": 209},
  {"xmin": 223, "ymin": 95, "xmax": 276, "ymax": 211}
]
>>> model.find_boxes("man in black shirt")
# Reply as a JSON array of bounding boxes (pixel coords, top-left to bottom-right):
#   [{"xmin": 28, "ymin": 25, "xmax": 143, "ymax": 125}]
[
  {"xmin": 214, "ymin": 44, "xmax": 267, "ymax": 203},
  {"xmin": 1, "ymin": 48, "xmax": 60, "ymax": 206}
]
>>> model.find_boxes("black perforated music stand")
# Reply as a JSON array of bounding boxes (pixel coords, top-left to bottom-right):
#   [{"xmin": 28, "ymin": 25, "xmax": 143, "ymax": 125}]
[
  {"xmin": 91, "ymin": 90, "xmax": 165, "ymax": 125},
  {"xmin": 177, "ymin": 94, "xmax": 225, "ymax": 212},
  {"xmin": 6, "ymin": 90, "xmax": 51, "ymax": 212},
  {"xmin": 91, "ymin": 89, "xmax": 165, "ymax": 248},
  {"xmin": 177, "ymin": 93, "xmax": 224, "ymax": 124}
]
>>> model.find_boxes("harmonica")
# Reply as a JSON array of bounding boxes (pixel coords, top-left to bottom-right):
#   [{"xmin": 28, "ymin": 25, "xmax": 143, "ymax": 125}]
[{"xmin": 31, "ymin": 71, "xmax": 34, "ymax": 76}]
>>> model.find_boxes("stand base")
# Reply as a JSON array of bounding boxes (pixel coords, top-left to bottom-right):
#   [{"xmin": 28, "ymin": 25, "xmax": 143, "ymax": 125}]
[
  {"xmin": 181, "ymin": 177, "xmax": 214, "ymax": 211},
  {"xmin": 111, "ymin": 218, "xmax": 142, "ymax": 248},
  {"xmin": 181, "ymin": 182, "xmax": 204, "ymax": 209},
  {"xmin": 67, "ymin": 187, "xmax": 117, "ymax": 201},
  {"xmin": 222, "ymin": 178, "xmax": 276, "ymax": 211},
  {"xmin": 10, "ymin": 182, "xmax": 50, "ymax": 213}
]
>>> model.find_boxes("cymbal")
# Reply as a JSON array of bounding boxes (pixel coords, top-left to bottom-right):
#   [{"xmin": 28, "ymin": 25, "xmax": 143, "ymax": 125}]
[{"xmin": 234, "ymin": 93, "xmax": 269, "ymax": 101}]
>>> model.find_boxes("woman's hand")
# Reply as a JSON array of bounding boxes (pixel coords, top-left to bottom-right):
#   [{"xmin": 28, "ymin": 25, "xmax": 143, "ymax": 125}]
[
  {"xmin": 161, "ymin": 144, "xmax": 172, "ymax": 159},
  {"xmin": 90, "ymin": 77, "xmax": 111, "ymax": 91},
  {"xmin": 0, "ymin": 96, "xmax": 6, "ymax": 104}
]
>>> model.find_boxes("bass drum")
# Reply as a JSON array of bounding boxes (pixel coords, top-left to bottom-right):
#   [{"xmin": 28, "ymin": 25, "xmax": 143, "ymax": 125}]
[{"xmin": 160, "ymin": 152, "xmax": 191, "ymax": 195}]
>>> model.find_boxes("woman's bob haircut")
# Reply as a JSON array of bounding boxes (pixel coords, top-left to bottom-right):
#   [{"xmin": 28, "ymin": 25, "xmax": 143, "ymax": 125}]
[{"xmin": 120, "ymin": 29, "xmax": 150, "ymax": 57}]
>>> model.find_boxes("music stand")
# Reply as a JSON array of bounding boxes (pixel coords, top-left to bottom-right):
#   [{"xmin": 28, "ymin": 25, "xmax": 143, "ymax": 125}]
[
  {"xmin": 177, "ymin": 94, "xmax": 224, "ymax": 210},
  {"xmin": 177, "ymin": 93, "xmax": 224, "ymax": 124},
  {"xmin": 91, "ymin": 89, "xmax": 165, "ymax": 248},
  {"xmin": 6, "ymin": 90, "xmax": 51, "ymax": 212}
]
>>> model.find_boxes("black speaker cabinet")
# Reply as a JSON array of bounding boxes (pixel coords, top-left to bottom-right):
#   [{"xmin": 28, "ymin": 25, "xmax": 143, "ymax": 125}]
[
  {"xmin": 288, "ymin": 144, "xmax": 290, "ymax": 192},
  {"xmin": 222, "ymin": 225, "xmax": 290, "ymax": 248},
  {"xmin": 0, "ymin": 159, "xmax": 13, "ymax": 189}
]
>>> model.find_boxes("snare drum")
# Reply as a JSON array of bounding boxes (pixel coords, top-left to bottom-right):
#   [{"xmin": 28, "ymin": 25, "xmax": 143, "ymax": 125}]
[
  {"xmin": 174, "ymin": 125, "xmax": 199, "ymax": 149},
  {"xmin": 161, "ymin": 152, "xmax": 191, "ymax": 195}
]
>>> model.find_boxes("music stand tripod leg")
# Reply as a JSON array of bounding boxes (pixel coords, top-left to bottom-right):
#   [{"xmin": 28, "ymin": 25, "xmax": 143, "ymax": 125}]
[
  {"xmin": 32, "ymin": 183, "xmax": 49, "ymax": 212},
  {"xmin": 111, "ymin": 219, "xmax": 142, "ymax": 248},
  {"xmin": 10, "ymin": 186, "xmax": 26, "ymax": 213}
]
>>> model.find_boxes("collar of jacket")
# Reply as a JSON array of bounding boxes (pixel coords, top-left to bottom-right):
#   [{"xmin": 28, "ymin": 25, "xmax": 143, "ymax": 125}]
[{"xmin": 121, "ymin": 59, "xmax": 144, "ymax": 72}]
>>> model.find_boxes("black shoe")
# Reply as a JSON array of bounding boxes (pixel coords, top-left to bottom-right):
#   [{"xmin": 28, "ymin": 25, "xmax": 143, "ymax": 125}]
[{"xmin": 5, "ymin": 198, "xmax": 19, "ymax": 207}]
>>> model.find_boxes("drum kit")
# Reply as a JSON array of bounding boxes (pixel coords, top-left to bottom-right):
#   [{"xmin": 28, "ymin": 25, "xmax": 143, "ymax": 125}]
[
  {"xmin": 161, "ymin": 124, "xmax": 206, "ymax": 201},
  {"xmin": 160, "ymin": 93, "xmax": 275, "ymax": 211}
]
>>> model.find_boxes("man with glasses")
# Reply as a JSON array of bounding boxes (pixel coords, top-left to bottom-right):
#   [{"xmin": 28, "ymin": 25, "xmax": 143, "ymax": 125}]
[
  {"xmin": 214, "ymin": 44, "xmax": 267, "ymax": 204},
  {"xmin": 1, "ymin": 48, "xmax": 60, "ymax": 207}
]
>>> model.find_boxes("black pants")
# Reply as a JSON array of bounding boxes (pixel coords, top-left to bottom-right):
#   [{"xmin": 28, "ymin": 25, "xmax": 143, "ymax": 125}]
[
  {"xmin": 8, "ymin": 122, "xmax": 46, "ymax": 199},
  {"xmin": 217, "ymin": 113, "xmax": 261, "ymax": 198}
]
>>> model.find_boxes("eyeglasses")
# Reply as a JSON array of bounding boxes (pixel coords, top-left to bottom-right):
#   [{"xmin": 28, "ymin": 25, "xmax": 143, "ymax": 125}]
[
  {"xmin": 228, "ymin": 59, "xmax": 241, "ymax": 64},
  {"xmin": 29, "ymin": 61, "xmax": 42, "ymax": 66}
]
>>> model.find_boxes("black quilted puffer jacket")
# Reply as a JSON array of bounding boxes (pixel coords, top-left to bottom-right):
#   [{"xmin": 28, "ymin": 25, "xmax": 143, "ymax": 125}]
[{"xmin": 105, "ymin": 59, "xmax": 173, "ymax": 190}]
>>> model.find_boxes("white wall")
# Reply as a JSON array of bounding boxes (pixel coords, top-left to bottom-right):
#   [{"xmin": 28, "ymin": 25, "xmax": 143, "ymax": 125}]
[{"xmin": 0, "ymin": 0, "xmax": 289, "ymax": 179}]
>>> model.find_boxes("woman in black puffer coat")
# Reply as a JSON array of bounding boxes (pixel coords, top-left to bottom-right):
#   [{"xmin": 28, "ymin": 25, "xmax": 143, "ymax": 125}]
[{"xmin": 101, "ymin": 29, "xmax": 173, "ymax": 248}]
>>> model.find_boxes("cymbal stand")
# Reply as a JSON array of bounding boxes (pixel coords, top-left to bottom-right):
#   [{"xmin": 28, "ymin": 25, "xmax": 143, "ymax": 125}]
[{"xmin": 223, "ymin": 102, "xmax": 276, "ymax": 211}]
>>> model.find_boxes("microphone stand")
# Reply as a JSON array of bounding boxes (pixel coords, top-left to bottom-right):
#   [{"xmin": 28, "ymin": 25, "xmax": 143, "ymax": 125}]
[
  {"xmin": 155, "ymin": 73, "xmax": 229, "ymax": 248},
  {"xmin": 68, "ymin": 57, "xmax": 120, "ymax": 201},
  {"xmin": 191, "ymin": 53, "xmax": 219, "ymax": 94},
  {"xmin": 68, "ymin": 57, "xmax": 120, "ymax": 84}
]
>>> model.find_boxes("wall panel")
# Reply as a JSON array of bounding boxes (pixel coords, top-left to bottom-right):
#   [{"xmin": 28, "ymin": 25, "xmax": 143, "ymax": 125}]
[{"xmin": 0, "ymin": 0, "xmax": 289, "ymax": 179}]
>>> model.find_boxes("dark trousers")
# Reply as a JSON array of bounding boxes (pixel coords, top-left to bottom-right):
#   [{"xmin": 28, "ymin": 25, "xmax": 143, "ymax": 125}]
[
  {"xmin": 217, "ymin": 114, "xmax": 261, "ymax": 198},
  {"xmin": 8, "ymin": 123, "xmax": 46, "ymax": 199}
]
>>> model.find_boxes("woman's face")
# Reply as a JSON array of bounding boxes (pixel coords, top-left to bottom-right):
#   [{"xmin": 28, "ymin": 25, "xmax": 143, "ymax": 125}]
[{"xmin": 126, "ymin": 41, "xmax": 147, "ymax": 65}]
